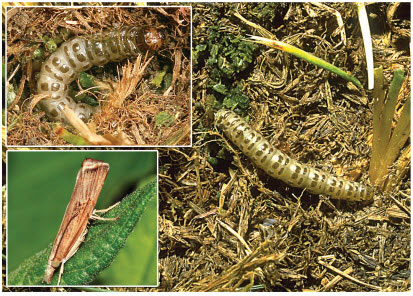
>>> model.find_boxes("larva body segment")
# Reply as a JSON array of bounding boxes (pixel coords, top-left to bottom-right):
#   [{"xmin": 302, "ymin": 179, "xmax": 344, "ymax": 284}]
[
  {"xmin": 215, "ymin": 109, "xmax": 374, "ymax": 202},
  {"xmin": 37, "ymin": 27, "xmax": 164, "ymax": 122}
]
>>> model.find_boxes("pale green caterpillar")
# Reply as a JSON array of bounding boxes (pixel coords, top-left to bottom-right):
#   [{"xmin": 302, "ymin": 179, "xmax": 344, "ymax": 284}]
[{"xmin": 215, "ymin": 109, "xmax": 374, "ymax": 202}]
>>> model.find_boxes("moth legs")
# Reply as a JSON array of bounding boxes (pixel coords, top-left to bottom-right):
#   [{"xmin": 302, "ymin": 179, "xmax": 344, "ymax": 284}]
[
  {"xmin": 90, "ymin": 202, "xmax": 120, "ymax": 221},
  {"xmin": 57, "ymin": 259, "xmax": 66, "ymax": 286}
]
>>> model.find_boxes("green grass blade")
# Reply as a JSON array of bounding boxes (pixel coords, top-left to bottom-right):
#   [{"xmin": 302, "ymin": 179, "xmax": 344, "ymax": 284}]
[
  {"xmin": 383, "ymin": 95, "xmax": 410, "ymax": 175},
  {"xmin": 380, "ymin": 69, "xmax": 405, "ymax": 146},
  {"xmin": 370, "ymin": 68, "xmax": 407, "ymax": 186}
]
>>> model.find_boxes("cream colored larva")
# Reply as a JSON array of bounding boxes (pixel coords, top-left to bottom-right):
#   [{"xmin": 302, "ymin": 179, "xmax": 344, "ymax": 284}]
[
  {"xmin": 215, "ymin": 109, "xmax": 374, "ymax": 202},
  {"xmin": 37, "ymin": 27, "xmax": 164, "ymax": 122}
]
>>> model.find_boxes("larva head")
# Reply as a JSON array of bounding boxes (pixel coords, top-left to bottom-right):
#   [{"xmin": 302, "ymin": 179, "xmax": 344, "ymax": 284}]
[{"xmin": 143, "ymin": 28, "xmax": 165, "ymax": 50}]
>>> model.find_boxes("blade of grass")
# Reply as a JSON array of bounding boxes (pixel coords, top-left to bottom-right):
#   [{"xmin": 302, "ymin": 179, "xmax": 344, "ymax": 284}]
[
  {"xmin": 247, "ymin": 35, "xmax": 363, "ymax": 88},
  {"xmin": 380, "ymin": 69, "xmax": 405, "ymax": 145},
  {"xmin": 357, "ymin": 2, "xmax": 374, "ymax": 89},
  {"xmin": 383, "ymin": 95, "xmax": 410, "ymax": 176},
  {"xmin": 370, "ymin": 68, "xmax": 408, "ymax": 186},
  {"xmin": 376, "ymin": 69, "xmax": 405, "ymax": 185},
  {"xmin": 369, "ymin": 67, "xmax": 386, "ymax": 183}
]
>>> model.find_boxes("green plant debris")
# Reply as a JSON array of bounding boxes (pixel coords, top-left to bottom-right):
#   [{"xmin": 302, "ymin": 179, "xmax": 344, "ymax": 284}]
[
  {"xmin": 207, "ymin": 156, "xmax": 219, "ymax": 166},
  {"xmin": 213, "ymin": 83, "xmax": 228, "ymax": 95},
  {"xmin": 163, "ymin": 73, "xmax": 173, "ymax": 90},
  {"xmin": 205, "ymin": 94, "xmax": 217, "ymax": 113},
  {"xmin": 151, "ymin": 66, "xmax": 168, "ymax": 88},
  {"xmin": 65, "ymin": 72, "xmax": 99, "ymax": 106},
  {"xmin": 8, "ymin": 178, "xmax": 157, "ymax": 286},
  {"xmin": 222, "ymin": 86, "xmax": 250, "ymax": 111},
  {"xmin": 235, "ymin": 11, "xmax": 363, "ymax": 88},
  {"xmin": 33, "ymin": 47, "xmax": 45, "ymax": 60},
  {"xmin": 43, "ymin": 37, "xmax": 57, "ymax": 53},
  {"xmin": 369, "ymin": 68, "xmax": 409, "ymax": 188},
  {"xmin": 155, "ymin": 111, "xmax": 175, "ymax": 127},
  {"xmin": 79, "ymin": 95, "xmax": 99, "ymax": 106},
  {"xmin": 206, "ymin": 29, "xmax": 257, "ymax": 81},
  {"xmin": 79, "ymin": 72, "xmax": 97, "ymax": 89},
  {"xmin": 55, "ymin": 126, "xmax": 91, "ymax": 145},
  {"xmin": 194, "ymin": 24, "xmax": 256, "ymax": 109},
  {"xmin": 193, "ymin": 44, "xmax": 207, "ymax": 65}
]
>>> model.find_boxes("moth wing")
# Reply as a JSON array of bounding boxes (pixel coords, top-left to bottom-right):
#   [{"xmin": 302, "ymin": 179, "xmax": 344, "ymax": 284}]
[{"xmin": 47, "ymin": 159, "xmax": 109, "ymax": 264}]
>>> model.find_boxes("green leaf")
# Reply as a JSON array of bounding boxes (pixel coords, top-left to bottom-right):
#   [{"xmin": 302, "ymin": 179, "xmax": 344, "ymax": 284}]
[
  {"xmin": 151, "ymin": 66, "xmax": 168, "ymax": 88},
  {"xmin": 213, "ymin": 83, "xmax": 228, "ymax": 95},
  {"xmin": 97, "ymin": 195, "xmax": 157, "ymax": 285},
  {"xmin": 8, "ymin": 178, "xmax": 157, "ymax": 286},
  {"xmin": 155, "ymin": 111, "xmax": 175, "ymax": 127},
  {"xmin": 44, "ymin": 37, "xmax": 57, "ymax": 53},
  {"xmin": 195, "ymin": 44, "xmax": 207, "ymax": 52},
  {"xmin": 79, "ymin": 72, "xmax": 97, "ymax": 89}
]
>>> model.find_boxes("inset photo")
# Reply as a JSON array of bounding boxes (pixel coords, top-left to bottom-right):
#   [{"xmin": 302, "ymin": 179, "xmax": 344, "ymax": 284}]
[
  {"xmin": 6, "ymin": 6, "xmax": 191, "ymax": 146},
  {"xmin": 7, "ymin": 151, "xmax": 158, "ymax": 286}
]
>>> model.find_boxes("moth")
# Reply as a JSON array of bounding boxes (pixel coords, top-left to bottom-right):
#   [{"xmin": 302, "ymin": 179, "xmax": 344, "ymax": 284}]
[
  {"xmin": 215, "ymin": 109, "xmax": 374, "ymax": 202},
  {"xmin": 37, "ymin": 27, "xmax": 165, "ymax": 123},
  {"xmin": 43, "ymin": 158, "xmax": 116, "ymax": 285}
]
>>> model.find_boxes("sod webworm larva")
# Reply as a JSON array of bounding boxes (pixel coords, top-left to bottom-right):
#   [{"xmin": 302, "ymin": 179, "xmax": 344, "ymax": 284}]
[
  {"xmin": 37, "ymin": 27, "xmax": 164, "ymax": 123},
  {"xmin": 43, "ymin": 158, "xmax": 117, "ymax": 285},
  {"xmin": 215, "ymin": 109, "xmax": 374, "ymax": 202}
]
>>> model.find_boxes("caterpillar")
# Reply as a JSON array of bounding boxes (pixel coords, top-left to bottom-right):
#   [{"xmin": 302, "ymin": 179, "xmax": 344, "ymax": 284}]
[
  {"xmin": 215, "ymin": 109, "xmax": 374, "ymax": 202},
  {"xmin": 37, "ymin": 27, "xmax": 164, "ymax": 122}
]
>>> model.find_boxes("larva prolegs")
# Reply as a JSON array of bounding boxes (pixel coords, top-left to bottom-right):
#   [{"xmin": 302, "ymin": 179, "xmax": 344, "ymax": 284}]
[
  {"xmin": 215, "ymin": 109, "xmax": 374, "ymax": 202},
  {"xmin": 37, "ymin": 95, "xmax": 96, "ymax": 122}
]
